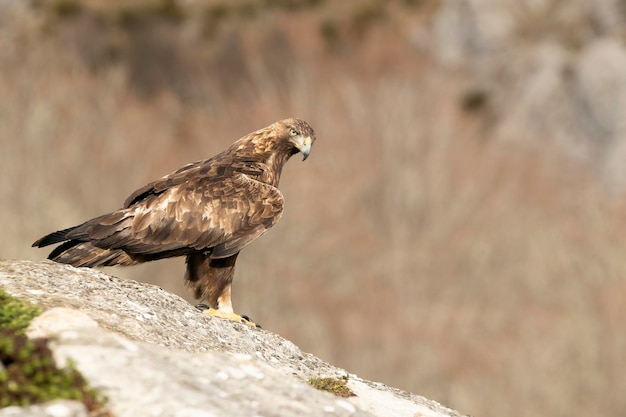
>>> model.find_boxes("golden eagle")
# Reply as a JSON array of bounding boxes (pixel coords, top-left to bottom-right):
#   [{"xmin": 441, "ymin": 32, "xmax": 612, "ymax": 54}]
[{"xmin": 33, "ymin": 118, "xmax": 316, "ymax": 326}]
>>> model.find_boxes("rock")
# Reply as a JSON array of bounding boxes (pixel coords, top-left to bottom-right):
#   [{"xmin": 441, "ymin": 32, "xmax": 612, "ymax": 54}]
[
  {"xmin": 574, "ymin": 38, "xmax": 626, "ymax": 192},
  {"xmin": 0, "ymin": 260, "xmax": 466, "ymax": 417},
  {"xmin": 430, "ymin": 0, "xmax": 626, "ymax": 192},
  {"xmin": 28, "ymin": 309, "xmax": 365, "ymax": 417},
  {"xmin": 0, "ymin": 400, "xmax": 88, "ymax": 417}
]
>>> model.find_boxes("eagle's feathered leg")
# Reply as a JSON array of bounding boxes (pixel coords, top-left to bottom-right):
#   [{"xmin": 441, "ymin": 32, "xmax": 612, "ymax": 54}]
[{"xmin": 185, "ymin": 252, "xmax": 258, "ymax": 327}]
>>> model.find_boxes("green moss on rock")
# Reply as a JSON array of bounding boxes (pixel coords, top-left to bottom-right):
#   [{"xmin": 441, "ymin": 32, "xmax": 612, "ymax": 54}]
[
  {"xmin": 0, "ymin": 288, "xmax": 109, "ymax": 413},
  {"xmin": 0, "ymin": 330, "xmax": 104, "ymax": 409},
  {"xmin": 0, "ymin": 288, "xmax": 41, "ymax": 335}
]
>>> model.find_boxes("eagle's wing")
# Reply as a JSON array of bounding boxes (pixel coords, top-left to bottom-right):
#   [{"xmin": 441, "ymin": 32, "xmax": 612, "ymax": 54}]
[
  {"xmin": 122, "ymin": 160, "xmax": 207, "ymax": 209},
  {"xmin": 65, "ymin": 172, "xmax": 284, "ymax": 259}
]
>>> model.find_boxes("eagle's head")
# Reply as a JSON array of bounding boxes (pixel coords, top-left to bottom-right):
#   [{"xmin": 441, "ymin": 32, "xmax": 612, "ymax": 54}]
[
  {"xmin": 226, "ymin": 118, "xmax": 316, "ymax": 186},
  {"xmin": 233, "ymin": 118, "xmax": 316, "ymax": 163},
  {"xmin": 271, "ymin": 118, "xmax": 316, "ymax": 161}
]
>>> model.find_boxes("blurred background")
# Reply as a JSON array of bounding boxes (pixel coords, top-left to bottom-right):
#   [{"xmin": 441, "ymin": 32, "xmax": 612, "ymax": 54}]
[{"xmin": 2, "ymin": 0, "xmax": 626, "ymax": 416}]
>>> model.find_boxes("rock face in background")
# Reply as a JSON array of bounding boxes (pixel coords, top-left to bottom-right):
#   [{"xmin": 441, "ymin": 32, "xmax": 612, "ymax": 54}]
[
  {"xmin": 0, "ymin": 260, "xmax": 464, "ymax": 417},
  {"xmin": 433, "ymin": 0, "xmax": 626, "ymax": 191}
]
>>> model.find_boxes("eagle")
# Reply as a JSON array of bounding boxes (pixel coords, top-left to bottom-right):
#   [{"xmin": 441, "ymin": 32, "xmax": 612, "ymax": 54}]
[{"xmin": 33, "ymin": 118, "xmax": 316, "ymax": 326}]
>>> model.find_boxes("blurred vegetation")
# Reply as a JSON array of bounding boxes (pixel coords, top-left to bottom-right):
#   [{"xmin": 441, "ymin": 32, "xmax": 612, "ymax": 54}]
[
  {"xmin": 2, "ymin": 1, "xmax": 626, "ymax": 417},
  {"xmin": 31, "ymin": 0, "xmax": 425, "ymax": 98}
]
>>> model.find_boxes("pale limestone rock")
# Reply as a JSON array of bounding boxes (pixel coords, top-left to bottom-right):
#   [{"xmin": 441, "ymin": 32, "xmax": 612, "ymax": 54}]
[
  {"xmin": 0, "ymin": 400, "xmax": 88, "ymax": 417},
  {"xmin": 0, "ymin": 260, "xmax": 465, "ymax": 417}
]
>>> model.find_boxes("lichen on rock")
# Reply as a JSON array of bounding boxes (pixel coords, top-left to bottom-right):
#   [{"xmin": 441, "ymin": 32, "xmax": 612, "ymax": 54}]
[{"xmin": 309, "ymin": 376, "xmax": 355, "ymax": 397}]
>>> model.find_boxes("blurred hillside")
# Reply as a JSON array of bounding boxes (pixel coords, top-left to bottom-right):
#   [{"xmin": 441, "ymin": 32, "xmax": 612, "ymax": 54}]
[{"xmin": 2, "ymin": 1, "xmax": 626, "ymax": 416}]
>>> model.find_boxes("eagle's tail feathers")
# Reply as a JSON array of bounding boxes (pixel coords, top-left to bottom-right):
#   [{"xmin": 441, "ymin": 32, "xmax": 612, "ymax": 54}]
[
  {"xmin": 48, "ymin": 240, "xmax": 138, "ymax": 268},
  {"xmin": 32, "ymin": 226, "xmax": 80, "ymax": 248}
]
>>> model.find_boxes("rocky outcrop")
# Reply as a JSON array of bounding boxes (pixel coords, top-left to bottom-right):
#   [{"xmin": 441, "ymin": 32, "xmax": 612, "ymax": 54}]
[
  {"xmin": 0, "ymin": 260, "xmax": 465, "ymax": 417},
  {"xmin": 432, "ymin": 0, "xmax": 626, "ymax": 192}
]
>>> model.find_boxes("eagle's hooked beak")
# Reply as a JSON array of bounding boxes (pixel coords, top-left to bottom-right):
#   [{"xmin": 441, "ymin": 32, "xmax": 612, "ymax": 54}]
[{"xmin": 291, "ymin": 136, "xmax": 313, "ymax": 161}]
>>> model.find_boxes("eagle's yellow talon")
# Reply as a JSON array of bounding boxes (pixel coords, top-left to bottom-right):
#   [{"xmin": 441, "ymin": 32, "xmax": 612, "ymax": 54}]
[{"xmin": 203, "ymin": 307, "xmax": 259, "ymax": 328}]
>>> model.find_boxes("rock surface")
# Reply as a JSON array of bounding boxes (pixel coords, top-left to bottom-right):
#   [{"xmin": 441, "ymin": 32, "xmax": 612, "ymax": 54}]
[
  {"xmin": 0, "ymin": 260, "xmax": 465, "ymax": 417},
  {"xmin": 0, "ymin": 400, "xmax": 88, "ymax": 417}
]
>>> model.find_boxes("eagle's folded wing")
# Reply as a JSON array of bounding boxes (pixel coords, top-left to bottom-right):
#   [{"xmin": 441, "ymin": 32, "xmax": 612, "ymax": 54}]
[{"xmin": 64, "ymin": 173, "xmax": 284, "ymax": 259}]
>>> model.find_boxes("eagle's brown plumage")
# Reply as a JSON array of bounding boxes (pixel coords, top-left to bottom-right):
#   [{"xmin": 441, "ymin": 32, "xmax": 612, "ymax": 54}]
[{"xmin": 33, "ymin": 118, "xmax": 316, "ymax": 320}]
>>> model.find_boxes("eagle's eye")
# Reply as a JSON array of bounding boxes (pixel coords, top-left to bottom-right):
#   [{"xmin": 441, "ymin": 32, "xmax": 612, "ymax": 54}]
[{"xmin": 289, "ymin": 128, "xmax": 299, "ymax": 137}]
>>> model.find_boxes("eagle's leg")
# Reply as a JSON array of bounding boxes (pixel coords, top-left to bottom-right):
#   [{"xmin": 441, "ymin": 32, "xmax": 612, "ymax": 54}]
[{"xmin": 185, "ymin": 252, "xmax": 259, "ymax": 328}]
